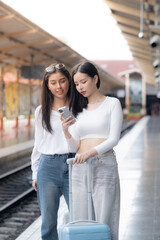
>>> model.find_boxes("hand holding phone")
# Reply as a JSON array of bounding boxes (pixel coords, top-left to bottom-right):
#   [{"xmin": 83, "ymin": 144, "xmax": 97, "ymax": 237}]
[
  {"xmin": 59, "ymin": 107, "xmax": 75, "ymax": 139},
  {"xmin": 58, "ymin": 106, "xmax": 75, "ymax": 120}
]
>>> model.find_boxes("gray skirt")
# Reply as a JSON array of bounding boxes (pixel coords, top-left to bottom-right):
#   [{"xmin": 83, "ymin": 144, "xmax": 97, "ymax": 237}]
[{"xmin": 72, "ymin": 150, "xmax": 120, "ymax": 240}]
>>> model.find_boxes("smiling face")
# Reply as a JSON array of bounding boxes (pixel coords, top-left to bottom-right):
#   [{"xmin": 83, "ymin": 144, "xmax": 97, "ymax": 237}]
[
  {"xmin": 73, "ymin": 72, "xmax": 98, "ymax": 98},
  {"xmin": 48, "ymin": 72, "xmax": 70, "ymax": 100}
]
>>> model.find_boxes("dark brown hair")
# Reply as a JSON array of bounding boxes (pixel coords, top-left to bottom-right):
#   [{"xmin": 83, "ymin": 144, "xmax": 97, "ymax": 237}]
[
  {"xmin": 41, "ymin": 63, "xmax": 71, "ymax": 132},
  {"xmin": 69, "ymin": 61, "xmax": 100, "ymax": 117}
]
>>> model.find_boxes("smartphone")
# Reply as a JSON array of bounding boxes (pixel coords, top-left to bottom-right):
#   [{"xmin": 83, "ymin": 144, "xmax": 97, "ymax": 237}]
[{"xmin": 58, "ymin": 106, "xmax": 75, "ymax": 120}]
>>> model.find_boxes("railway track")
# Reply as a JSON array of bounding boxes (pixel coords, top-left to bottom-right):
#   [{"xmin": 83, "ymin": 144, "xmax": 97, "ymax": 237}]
[
  {"xmin": 0, "ymin": 164, "xmax": 40, "ymax": 240},
  {"xmin": 0, "ymin": 164, "xmax": 33, "ymax": 213}
]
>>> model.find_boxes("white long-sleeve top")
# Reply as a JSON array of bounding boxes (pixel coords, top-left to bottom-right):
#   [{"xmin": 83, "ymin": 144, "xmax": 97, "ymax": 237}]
[
  {"xmin": 31, "ymin": 105, "xmax": 71, "ymax": 180},
  {"xmin": 67, "ymin": 96, "xmax": 123, "ymax": 155}
]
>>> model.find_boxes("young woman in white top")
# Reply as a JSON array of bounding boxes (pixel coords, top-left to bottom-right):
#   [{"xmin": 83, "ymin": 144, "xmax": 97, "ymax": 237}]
[
  {"xmin": 31, "ymin": 63, "xmax": 75, "ymax": 240},
  {"xmin": 61, "ymin": 61, "xmax": 123, "ymax": 240}
]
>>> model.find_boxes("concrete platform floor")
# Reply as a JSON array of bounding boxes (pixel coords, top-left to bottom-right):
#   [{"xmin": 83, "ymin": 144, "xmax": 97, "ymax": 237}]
[{"xmin": 117, "ymin": 116, "xmax": 160, "ymax": 240}]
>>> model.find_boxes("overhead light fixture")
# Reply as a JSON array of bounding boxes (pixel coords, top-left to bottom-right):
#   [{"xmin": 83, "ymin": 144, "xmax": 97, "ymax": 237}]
[
  {"xmin": 150, "ymin": 35, "xmax": 160, "ymax": 48},
  {"xmin": 148, "ymin": 2, "xmax": 160, "ymax": 29},
  {"xmin": 153, "ymin": 59, "xmax": 160, "ymax": 68},
  {"xmin": 154, "ymin": 71, "xmax": 160, "ymax": 78},
  {"xmin": 154, "ymin": 4, "xmax": 160, "ymax": 26},
  {"xmin": 138, "ymin": 32, "xmax": 144, "ymax": 38},
  {"xmin": 138, "ymin": 0, "xmax": 144, "ymax": 38}
]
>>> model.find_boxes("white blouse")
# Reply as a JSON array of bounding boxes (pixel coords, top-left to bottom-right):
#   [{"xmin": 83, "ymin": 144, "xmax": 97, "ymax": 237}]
[
  {"xmin": 31, "ymin": 105, "xmax": 71, "ymax": 180},
  {"xmin": 68, "ymin": 96, "xmax": 123, "ymax": 155}
]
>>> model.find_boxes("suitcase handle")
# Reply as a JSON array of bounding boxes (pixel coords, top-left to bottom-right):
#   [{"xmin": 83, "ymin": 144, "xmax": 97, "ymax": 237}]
[
  {"xmin": 67, "ymin": 157, "xmax": 93, "ymax": 222},
  {"xmin": 67, "ymin": 220, "xmax": 99, "ymax": 225}
]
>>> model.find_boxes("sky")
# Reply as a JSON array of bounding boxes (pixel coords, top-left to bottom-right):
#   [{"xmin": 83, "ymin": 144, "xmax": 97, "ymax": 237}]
[{"xmin": 2, "ymin": 0, "xmax": 132, "ymax": 60}]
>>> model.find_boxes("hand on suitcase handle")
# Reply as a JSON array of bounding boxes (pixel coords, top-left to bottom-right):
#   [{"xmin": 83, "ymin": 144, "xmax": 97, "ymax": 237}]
[
  {"xmin": 67, "ymin": 158, "xmax": 74, "ymax": 165},
  {"xmin": 67, "ymin": 157, "xmax": 93, "ymax": 165},
  {"xmin": 68, "ymin": 148, "xmax": 97, "ymax": 165}
]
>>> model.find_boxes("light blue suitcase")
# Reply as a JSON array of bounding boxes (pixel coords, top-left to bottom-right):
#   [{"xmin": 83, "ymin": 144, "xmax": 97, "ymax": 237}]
[{"xmin": 58, "ymin": 158, "xmax": 111, "ymax": 240}]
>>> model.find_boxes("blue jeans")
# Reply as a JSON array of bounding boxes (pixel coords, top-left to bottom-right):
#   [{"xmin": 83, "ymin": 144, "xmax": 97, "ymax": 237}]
[{"xmin": 37, "ymin": 153, "xmax": 75, "ymax": 240}]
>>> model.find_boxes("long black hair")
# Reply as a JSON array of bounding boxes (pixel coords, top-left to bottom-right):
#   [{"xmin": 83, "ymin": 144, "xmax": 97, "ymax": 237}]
[
  {"xmin": 69, "ymin": 61, "xmax": 100, "ymax": 117},
  {"xmin": 41, "ymin": 63, "xmax": 71, "ymax": 133}
]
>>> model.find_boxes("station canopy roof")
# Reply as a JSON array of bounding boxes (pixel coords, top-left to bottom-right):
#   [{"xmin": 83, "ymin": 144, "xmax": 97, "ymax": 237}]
[
  {"xmin": 0, "ymin": 1, "xmax": 124, "ymax": 93},
  {"xmin": 104, "ymin": 0, "xmax": 160, "ymax": 86}
]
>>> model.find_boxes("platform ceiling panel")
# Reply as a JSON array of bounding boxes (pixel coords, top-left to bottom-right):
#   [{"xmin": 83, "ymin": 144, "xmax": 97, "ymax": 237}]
[
  {"xmin": 0, "ymin": 1, "xmax": 124, "ymax": 92},
  {"xmin": 104, "ymin": 0, "xmax": 159, "ymax": 85}
]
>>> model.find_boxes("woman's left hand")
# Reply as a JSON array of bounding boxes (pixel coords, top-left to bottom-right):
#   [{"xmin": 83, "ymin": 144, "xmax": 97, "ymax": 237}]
[{"xmin": 73, "ymin": 149, "xmax": 98, "ymax": 165}]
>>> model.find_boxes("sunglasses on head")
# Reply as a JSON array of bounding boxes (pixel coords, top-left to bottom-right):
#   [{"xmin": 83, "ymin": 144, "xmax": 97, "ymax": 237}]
[{"xmin": 45, "ymin": 63, "xmax": 65, "ymax": 73}]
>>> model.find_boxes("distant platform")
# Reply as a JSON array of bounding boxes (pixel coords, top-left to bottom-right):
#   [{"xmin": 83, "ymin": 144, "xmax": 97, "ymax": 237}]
[
  {"xmin": 0, "ymin": 118, "xmax": 34, "ymax": 149},
  {"xmin": 0, "ymin": 118, "xmax": 34, "ymax": 162}
]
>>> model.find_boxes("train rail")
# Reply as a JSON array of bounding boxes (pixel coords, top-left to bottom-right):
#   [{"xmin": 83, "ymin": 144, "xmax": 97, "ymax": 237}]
[
  {"xmin": 0, "ymin": 164, "xmax": 40, "ymax": 240},
  {"xmin": 0, "ymin": 164, "xmax": 33, "ymax": 213}
]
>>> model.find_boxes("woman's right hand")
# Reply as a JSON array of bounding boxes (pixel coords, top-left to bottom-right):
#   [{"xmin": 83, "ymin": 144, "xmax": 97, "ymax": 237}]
[
  {"xmin": 32, "ymin": 179, "xmax": 37, "ymax": 191},
  {"xmin": 60, "ymin": 115, "xmax": 75, "ymax": 138}
]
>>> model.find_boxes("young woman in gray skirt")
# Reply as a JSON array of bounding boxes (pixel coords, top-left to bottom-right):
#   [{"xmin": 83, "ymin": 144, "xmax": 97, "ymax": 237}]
[{"xmin": 61, "ymin": 61, "xmax": 123, "ymax": 240}]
